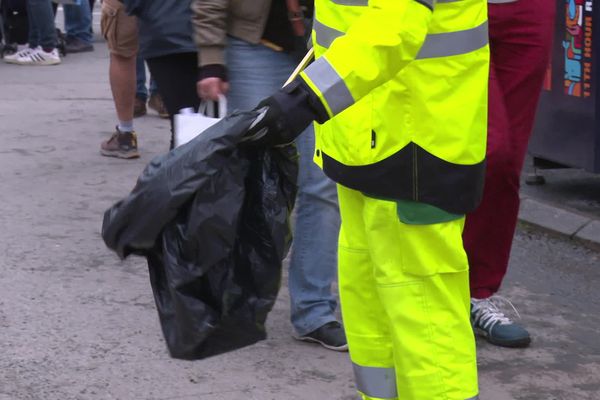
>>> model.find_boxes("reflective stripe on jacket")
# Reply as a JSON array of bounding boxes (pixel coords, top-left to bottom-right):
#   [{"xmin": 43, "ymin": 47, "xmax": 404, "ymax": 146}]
[{"xmin": 300, "ymin": 0, "xmax": 489, "ymax": 214}]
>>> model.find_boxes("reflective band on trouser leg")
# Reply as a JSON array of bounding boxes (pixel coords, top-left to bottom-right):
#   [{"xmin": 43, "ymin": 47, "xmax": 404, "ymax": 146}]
[
  {"xmin": 353, "ymin": 364, "xmax": 398, "ymax": 399},
  {"xmin": 313, "ymin": 19, "xmax": 488, "ymax": 58},
  {"xmin": 303, "ymin": 56, "xmax": 355, "ymax": 115},
  {"xmin": 329, "ymin": 0, "xmax": 368, "ymax": 5},
  {"xmin": 416, "ymin": 21, "xmax": 488, "ymax": 59}
]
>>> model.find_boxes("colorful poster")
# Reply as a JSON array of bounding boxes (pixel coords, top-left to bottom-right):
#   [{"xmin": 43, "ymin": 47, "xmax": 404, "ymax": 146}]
[{"xmin": 563, "ymin": 0, "xmax": 593, "ymax": 97}]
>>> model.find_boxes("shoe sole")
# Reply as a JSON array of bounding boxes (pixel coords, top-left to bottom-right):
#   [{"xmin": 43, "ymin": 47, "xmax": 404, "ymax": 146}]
[
  {"xmin": 293, "ymin": 335, "xmax": 349, "ymax": 352},
  {"xmin": 100, "ymin": 149, "xmax": 140, "ymax": 159},
  {"xmin": 474, "ymin": 327, "xmax": 532, "ymax": 348},
  {"xmin": 17, "ymin": 60, "xmax": 61, "ymax": 66}
]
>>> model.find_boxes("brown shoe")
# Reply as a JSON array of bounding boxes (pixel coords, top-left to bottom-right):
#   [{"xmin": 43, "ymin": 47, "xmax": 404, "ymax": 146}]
[
  {"xmin": 134, "ymin": 97, "xmax": 147, "ymax": 118},
  {"xmin": 100, "ymin": 128, "xmax": 140, "ymax": 159},
  {"xmin": 148, "ymin": 93, "xmax": 169, "ymax": 119}
]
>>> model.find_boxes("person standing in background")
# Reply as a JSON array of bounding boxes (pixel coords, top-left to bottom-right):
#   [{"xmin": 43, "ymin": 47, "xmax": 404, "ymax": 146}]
[
  {"xmin": 4, "ymin": 0, "xmax": 61, "ymax": 65},
  {"xmin": 63, "ymin": 0, "xmax": 94, "ymax": 53},
  {"xmin": 191, "ymin": 0, "xmax": 347, "ymax": 351},
  {"xmin": 465, "ymin": 0, "xmax": 556, "ymax": 348},
  {"xmin": 99, "ymin": 0, "xmax": 139, "ymax": 159},
  {"xmin": 123, "ymin": 0, "xmax": 200, "ymax": 150}
]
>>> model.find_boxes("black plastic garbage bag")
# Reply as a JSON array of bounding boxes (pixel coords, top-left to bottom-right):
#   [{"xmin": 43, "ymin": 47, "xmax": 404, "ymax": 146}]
[{"xmin": 101, "ymin": 111, "xmax": 298, "ymax": 360}]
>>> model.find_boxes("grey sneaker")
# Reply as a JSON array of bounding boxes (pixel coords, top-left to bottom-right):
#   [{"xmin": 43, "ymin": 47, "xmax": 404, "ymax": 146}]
[
  {"xmin": 294, "ymin": 321, "xmax": 348, "ymax": 352},
  {"xmin": 471, "ymin": 296, "xmax": 531, "ymax": 348}
]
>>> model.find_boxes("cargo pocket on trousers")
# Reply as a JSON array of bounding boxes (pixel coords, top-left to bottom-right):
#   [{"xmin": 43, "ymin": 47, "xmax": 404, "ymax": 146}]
[
  {"xmin": 100, "ymin": 3, "xmax": 118, "ymax": 46},
  {"xmin": 397, "ymin": 218, "xmax": 469, "ymax": 277}
]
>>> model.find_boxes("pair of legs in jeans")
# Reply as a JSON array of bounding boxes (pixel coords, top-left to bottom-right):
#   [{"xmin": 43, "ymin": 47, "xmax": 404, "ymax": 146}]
[
  {"xmin": 62, "ymin": 0, "xmax": 93, "ymax": 47},
  {"xmin": 225, "ymin": 37, "xmax": 341, "ymax": 337}
]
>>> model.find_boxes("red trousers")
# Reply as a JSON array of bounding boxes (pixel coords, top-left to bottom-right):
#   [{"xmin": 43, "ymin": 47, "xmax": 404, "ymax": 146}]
[{"xmin": 463, "ymin": 0, "xmax": 556, "ymax": 299}]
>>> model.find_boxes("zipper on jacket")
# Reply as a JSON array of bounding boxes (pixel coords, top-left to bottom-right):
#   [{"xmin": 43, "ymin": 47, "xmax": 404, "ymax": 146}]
[{"xmin": 371, "ymin": 130, "xmax": 376, "ymax": 149}]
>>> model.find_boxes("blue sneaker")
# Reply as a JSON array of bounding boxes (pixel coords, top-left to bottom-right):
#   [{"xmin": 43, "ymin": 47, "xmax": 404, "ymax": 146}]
[{"xmin": 471, "ymin": 296, "xmax": 531, "ymax": 348}]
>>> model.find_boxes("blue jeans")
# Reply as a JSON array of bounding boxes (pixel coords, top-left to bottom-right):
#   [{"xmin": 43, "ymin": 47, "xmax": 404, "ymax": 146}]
[
  {"xmin": 64, "ymin": 0, "xmax": 93, "ymax": 44},
  {"xmin": 226, "ymin": 37, "xmax": 341, "ymax": 336},
  {"xmin": 27, "ymin": 0, "xmax": 57, "ymax": 49},
  {"xmin": 136, "ymin": 55, "xmax": 159, "ymax": 101}
]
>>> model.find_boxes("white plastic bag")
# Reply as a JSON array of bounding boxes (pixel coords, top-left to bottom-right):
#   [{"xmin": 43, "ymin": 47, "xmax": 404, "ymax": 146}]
[{"xmin": 174, "ymin": 95, "xmax": 227, "ymax": 148}]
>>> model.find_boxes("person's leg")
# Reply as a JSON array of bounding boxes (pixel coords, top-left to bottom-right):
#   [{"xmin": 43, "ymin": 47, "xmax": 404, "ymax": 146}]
[
  {"xmin": 463, "ymin": 0, "xmax": 555, "ymax": 347},
  {"xmin": 110, "ymin": 53, "xmax": 136, "ymax": 123},
  {"xmin": 134, "ymin": 55, "xmax": 148, "ymax": 117},
  {"xmin": 336, "ymin": 186, "xmax": 396, "ymax": 399},
  {"xmin": 338, "ymin": 185, "xmax": 478, "ymax": 399},
  {"xmin": 463, "ymin": 68, "xmax": 514, "ymax": 300},
  {"xmin": 145, "ymin": 68, "xmax": 169, "ymax": 119},
  {"xmin": 26, "ymin": 0, "xmax": 57, "ymax": 51},
  {"xmin": 87, "ymin": 0, "xmax": 96, "ymax": 35},
  {"xmin": 14, "ymin": 0, "xmax": 60, "ymax": 65},
  {"xmin": 226, "ymin": 37, "xmax": 343, "ymax": 343},
  {"xmin": 465, "ymin": 0, "xmax": 556, "ymax": 298},
  {"xmin": 3, "ymin": 2, "xmax": 36, "ymax": 62},
  {"xmin": 27, "ymin": 0, "xmax": 40, "ymax": 48},
  {"xmin": 63, "ymin": 0, "xmax": 93, "ymax": 52},
  {"xmin": 149, "ymin": 76, "xmax": 159, "ymax": 96},
  {"xmin": 136, "ymin": 56, "xmax": 148, "ymax": 100},
  {"xmin": 289, "ymin": 125, "xmax": 341, "ymax": 336},
  {"xmin": 146, "ymin": 53, "xmax": 201, "ymax": 149},
  {"xmin": 490, "ymin": 0, "xmax": 556, "ymax": 175},
  {"xmin": 89, "ymin": 0, "xmax": 95, "ymax": 21},
  {"xmin": 99, "ymin": 0, "xmax": 139, "ymax": 158}
]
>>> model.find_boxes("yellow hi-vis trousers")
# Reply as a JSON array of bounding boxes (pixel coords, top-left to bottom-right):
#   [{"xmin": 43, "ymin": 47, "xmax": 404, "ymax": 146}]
[{"xmin": 337, "ymin": 185, "xmax": 479, "ymax": 400}]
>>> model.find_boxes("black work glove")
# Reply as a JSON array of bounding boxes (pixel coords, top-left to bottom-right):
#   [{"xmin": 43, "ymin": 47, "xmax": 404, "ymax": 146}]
[{"xmin": 244, "ymin": 78, "xmax": 328, "ymax": 147}]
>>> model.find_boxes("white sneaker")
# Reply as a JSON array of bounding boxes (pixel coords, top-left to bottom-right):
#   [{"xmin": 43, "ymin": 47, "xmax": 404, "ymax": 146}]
[
  {"xmin": 3, "ymin": 46, "xmax": 37, "ymax": 64},
  {"xmin": 17, "ymin": 47, "xmax": 61, "ymax": 66}
]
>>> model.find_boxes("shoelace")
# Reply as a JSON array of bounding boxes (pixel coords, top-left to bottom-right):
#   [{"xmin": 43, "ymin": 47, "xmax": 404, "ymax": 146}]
[{"xmin": 472, "ymin": 295, "xmax": 521, "ymax": 331}]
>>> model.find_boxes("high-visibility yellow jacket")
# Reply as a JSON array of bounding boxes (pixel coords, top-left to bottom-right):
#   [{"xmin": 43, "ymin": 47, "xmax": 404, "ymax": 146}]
[{"xmin": 300, "ymin": 0, "xmax": 489, "ymax": 215}]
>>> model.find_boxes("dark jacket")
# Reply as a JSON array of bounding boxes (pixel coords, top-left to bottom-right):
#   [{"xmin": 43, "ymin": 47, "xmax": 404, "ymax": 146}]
[{"xmin": 123, "ymin": 0, "xmax": 196, "ymax": 59}]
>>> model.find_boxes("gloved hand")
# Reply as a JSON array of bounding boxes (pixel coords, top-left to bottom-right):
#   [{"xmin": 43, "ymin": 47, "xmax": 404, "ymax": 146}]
[{"xmin": 243, "ymin": 78, "xmax": 328, "ymax": 147}]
